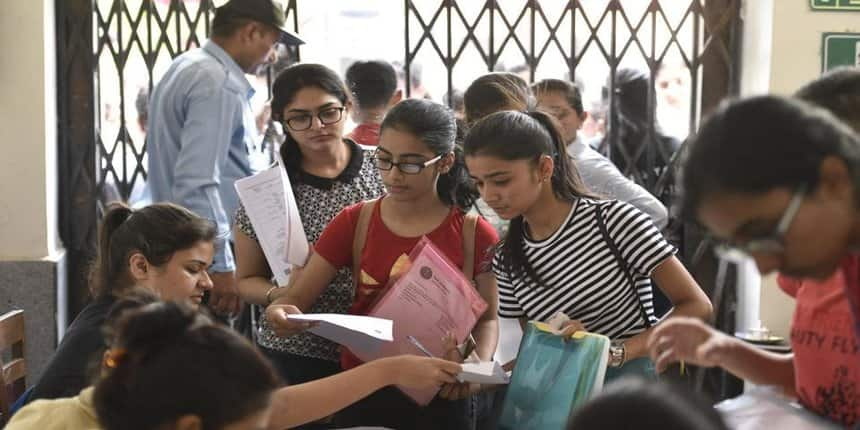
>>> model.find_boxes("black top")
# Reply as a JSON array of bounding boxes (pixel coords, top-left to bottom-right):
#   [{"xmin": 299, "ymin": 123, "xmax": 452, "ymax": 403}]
[{"xmin": 28, "ymin": 295, "xmax": 116, "ymax": 402}]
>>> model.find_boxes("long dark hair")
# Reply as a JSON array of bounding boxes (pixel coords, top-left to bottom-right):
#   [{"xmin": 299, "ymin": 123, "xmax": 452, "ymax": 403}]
[
  {"xmin": 602, "ymin": 68, "xmax": 679, "ymax": 176},
  {"xmin": 464, "ymin": 110, "xmax": 594, "ymax": 286},
  {"xmin": 681, "ymin": 95, "xmax": 860, "ymax": 219},
  {"xmin": 90, "ymin": 203, "xmax": 216, "ymax": 299},
  {"xmin": 380, "ymin": 99, "xmax": 477, "ymax": 210},
  {"xmin": 271, "ymin": 63, "xmax": 351, "ymax": 182},
  {"xmin": 93, "ymin": 302, "xmax": 280, "ymax": 430},
  {"xmin": 463, "ymin": 72, "xmax": 535, "ymax": 123}
]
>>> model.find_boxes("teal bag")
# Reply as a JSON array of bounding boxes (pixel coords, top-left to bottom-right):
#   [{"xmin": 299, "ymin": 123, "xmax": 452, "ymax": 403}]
[{"xmin": 498, "ymin": 322, "xmax": 610, "ymax": 430}]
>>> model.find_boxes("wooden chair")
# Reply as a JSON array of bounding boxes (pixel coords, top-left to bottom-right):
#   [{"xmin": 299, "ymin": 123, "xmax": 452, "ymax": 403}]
[{"xmin": 0, "ymin": 310, "xmax": 25, "ymax": 425}]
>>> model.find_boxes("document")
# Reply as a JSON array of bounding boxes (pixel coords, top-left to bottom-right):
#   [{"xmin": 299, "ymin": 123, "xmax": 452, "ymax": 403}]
[
  {"xmin": 287, "ymin": 314, "xmax": 393, "ymax": 356},
  {"xmin": 234, "ymin": 153, "xmax": 309, "ymax": 286},
  {"xmin": 458, "ymin": 361, "xmax": 510, "ymax": 385},
  {"xmin": 352, "ymin": 238, "xmax": 489, "ymax": 405}
]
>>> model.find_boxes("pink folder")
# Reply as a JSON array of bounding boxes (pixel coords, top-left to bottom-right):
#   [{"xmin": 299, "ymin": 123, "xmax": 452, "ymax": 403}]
[{"xmin": 351, "ymin": 237, "xmax": 488, "ymax": 405}]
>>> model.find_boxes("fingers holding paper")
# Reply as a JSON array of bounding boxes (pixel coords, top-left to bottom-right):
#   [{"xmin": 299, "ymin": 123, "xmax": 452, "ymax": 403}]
[
  {"xmin": 266, "ymin": 303, "xmax": 316, "ymax": 337},
  {"xmin": 559, "ymin": 319, "xmax": 587, "ymax": 339},
  {"xmin": 384, "ymin": 356, "xmax": 461, "ymax": 390}
]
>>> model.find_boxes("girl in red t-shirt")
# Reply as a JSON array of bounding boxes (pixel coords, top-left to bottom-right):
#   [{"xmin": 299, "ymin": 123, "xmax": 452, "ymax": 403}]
[{"xmin": 267, "ymin": 99, "xmax": 499, "ymax": 430}]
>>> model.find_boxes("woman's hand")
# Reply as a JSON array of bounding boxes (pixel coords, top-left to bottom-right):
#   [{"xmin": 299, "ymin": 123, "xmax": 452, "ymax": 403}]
[
  {"xmin": 559, "ymin": 319, "xmax": 587, "ymax": 338},
  {"xmin": 438, "ymin": 333, "xmax": 480, "ymax": 400},
  {"xmin": 265, "ymin": 304, "xmax": 316, "ymax": 337},
  {"xmin": 647, "ymin": 317, "xmax": 734, "ymax": 372},
  {"xmin": 381, "ymin": 356, "xmax": 462, "ymax": 390}
]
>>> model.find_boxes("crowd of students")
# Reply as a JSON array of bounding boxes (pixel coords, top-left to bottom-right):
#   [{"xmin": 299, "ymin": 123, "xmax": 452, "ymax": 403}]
[{"xmin": 6, "ymin": 0, "xmax": 860, "ymax": 428}]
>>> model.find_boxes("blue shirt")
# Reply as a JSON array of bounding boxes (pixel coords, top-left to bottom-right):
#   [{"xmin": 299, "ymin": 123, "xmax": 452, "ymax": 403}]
[{"xmin": 146, "ymin": 41, "xmax": 257, "ymax": 272}]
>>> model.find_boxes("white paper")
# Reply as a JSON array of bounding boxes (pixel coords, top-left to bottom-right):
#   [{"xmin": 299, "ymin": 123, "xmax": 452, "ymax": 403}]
[
  {"xmin": 457, "ymin": 361, "xmax": 510, "ymax": 384},
  {"xmin": 288, "ymin": 314, "xmax": 393, "ymax": 356},
  {"xmin": 234, "ymin": 153, "xmax": 308, "ymax": 286}
]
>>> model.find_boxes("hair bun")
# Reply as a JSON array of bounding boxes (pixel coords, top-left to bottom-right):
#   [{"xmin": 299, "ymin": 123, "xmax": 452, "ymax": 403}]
[{"xmin": 113, "ymin": 302, "xmax": 209, "ymax": 353}]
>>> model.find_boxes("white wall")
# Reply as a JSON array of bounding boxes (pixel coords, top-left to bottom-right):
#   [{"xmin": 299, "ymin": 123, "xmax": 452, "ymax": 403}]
[
  {"xmin": 0, "ymin": 0, "xmax": 60, "ymax": 261},
  {"xmin": 769, "ymin": 0, "xmax": 860, "ymax": 95}
]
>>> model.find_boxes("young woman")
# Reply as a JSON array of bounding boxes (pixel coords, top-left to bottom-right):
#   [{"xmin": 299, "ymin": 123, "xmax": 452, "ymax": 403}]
[
  {"xmin": 27, "ymin": 202, "xmax": 218, "ymax": 403},
  {"xmin": 233, "ymin": 63, "xmax": 385, "ymax": 391},
  {"xmin": 266, "ymin": 99, "xmax": 500, "ymax": 429},
  {"xmin": 648, "ymin": 88, "xmax": 860, "ymax": 426},
  {"xmin": 463, "ymin": 110, "xmax": 711, "ymax": 378},
  {"xmin": 9, "ymin": 301, "xmax": 462, "ymax": 430}
]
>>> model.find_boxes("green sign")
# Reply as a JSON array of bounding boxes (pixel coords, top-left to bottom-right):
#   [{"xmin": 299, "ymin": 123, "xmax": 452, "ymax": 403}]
[
  {"xmin": 811, "ymin": 0, "xmax": 860, "ymax": 11},
  {"xmin": 822, "ymin": 33, "xmax": 860, "ymax": 72}
]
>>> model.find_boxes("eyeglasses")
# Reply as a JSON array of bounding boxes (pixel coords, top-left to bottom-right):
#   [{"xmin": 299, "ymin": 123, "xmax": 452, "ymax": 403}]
[
  {"xmin": 715, "ymin": 185, "xmax": 807, "ymax": 257},
  {"xmin": 282, "ymin": 106, "xmax": 345, "ymax": 131},
  {"xmin": 373, "ymin": 154, "xmax": 443, "ymax": 175}
]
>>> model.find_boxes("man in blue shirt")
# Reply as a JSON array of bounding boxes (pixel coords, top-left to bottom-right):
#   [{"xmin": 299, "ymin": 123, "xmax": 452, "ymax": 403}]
[{"xmin": 147, "ymin": 0, "xmax": 302, "ymax": 316}]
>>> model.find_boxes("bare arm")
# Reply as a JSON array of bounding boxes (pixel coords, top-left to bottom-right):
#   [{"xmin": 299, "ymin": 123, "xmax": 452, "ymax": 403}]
[
  {"xmin": 622, "ymin": 256, "xmax": 713, "ymax": 361},
  {"xmin": 234, "ymin": 227, "xmax": 291, "ymax": 306},
  {"xmin": 649, "ymin": 317, "xmax": 796, "ymax": 396},
  {"xmin": 265, "ymin": 252, "xmax": 339, "ymax": 337},
  {"xmin": 267, "ymin": 356, "xmax": 462, "ymax": 429},
  {"xmin": 472, "ymin": 271, "xmax": 500, "ymax": 361}
]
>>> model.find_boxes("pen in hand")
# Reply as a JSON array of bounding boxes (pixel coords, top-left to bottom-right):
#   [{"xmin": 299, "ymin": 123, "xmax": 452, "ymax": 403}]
[{"xmin": 407, "ymin": 335, "xmax": 436, "ymax": 358}]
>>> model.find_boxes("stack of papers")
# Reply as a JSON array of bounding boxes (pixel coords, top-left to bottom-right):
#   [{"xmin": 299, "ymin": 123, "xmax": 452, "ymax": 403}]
[{"xmin": 457, "ymin": 361, "xmax": 510, "ymax": 384}]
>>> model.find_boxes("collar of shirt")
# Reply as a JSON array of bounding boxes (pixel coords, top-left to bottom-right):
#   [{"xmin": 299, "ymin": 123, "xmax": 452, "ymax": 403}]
[
  {"xmin": 295, "ymin": 139, "xmax": 365, "ymax": 190},
  {"xmin": 202, "ymin": 40, "xmax": 255, "ymax": 101},
  {"xmin": 567, "ymin": 135, "xmax": 587, "ymax": 158}
]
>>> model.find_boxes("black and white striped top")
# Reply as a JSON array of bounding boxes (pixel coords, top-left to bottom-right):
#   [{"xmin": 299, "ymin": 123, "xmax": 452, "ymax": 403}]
[{"xmin": 494, "ymin": 198, "xmax": 676, "ymax": 341}]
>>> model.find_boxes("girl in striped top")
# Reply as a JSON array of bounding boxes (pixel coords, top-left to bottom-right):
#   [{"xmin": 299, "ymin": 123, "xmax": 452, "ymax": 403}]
[{"xmin": 463, "ymin": 110, "xmax": 712, "ymax": 375}]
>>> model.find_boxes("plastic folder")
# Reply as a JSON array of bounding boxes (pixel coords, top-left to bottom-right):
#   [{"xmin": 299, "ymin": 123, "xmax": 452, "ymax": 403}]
[{"xmin": 498, "ymin": 321, "xmax": 610, "ymax": 430}]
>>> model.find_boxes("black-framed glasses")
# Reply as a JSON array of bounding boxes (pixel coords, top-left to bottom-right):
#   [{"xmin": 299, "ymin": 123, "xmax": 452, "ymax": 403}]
[
  {"xmin": 715, "ymin": 184, "xmax": 807, "ymax": 257},
  {"xmin": 282, "ymin": 106, "xmax": 345, "ymax": 131},
  {"xmin": 373, "ymin": 154, "xmax": 443, "ymax": 175}
]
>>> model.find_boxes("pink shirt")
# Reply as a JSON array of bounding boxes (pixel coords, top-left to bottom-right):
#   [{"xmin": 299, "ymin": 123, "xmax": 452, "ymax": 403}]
[{"xmin": 778, "ymin": 269, "xmax": 860, "ymax": 426}]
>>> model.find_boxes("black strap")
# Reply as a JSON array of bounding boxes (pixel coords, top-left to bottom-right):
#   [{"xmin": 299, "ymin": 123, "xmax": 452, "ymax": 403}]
[{"xmin": 594, "ymin": 204, "xmax": 653, "ymax": 329}]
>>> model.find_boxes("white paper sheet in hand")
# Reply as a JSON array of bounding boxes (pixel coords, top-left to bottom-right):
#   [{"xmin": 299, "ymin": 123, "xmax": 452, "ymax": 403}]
[
  {"xmin": 233, "ymin": 153, "xmax": 308, "ymax": 286},
  {"xmin": 275, "ymin": 153, "xmax": 310, "ymax": 267},
  {"xmin": 288, "ymin": 314, "xmax": 393, "ymax": 356},
  {"xmin": 457, "ymin": 361, "xmax": 510, "ymax": 384}
]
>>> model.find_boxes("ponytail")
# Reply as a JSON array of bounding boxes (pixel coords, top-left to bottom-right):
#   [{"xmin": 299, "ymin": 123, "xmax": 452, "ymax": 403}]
[
  {"xmin": 463, "ymin": 110, "xmax": 595, "ymax": 287},
  {"xmin": 89, "ymin": 203, "xmax": 216, "ymax": 299}
]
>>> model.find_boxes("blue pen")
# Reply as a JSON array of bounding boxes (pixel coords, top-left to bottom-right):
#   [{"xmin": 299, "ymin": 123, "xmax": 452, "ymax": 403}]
[{"xmin": 407, "ymin": 335, "xmax": 436, "ymax": 358}]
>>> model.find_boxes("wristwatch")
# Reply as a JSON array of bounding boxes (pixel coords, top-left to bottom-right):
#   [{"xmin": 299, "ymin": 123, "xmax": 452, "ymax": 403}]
[{"xmin": 608, "ymin": 342, "xmax": 626, "ymax": 368}]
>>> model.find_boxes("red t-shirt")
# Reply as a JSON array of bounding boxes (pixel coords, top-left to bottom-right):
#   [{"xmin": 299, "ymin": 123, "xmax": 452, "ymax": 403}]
[
  {"xmin": 346, "ymin": 123, "xmax": 381, "ymax": 147},
  {"xmin": 314, "ymin": 200, "xmax": 499, "ymax": 369},
  {"xmin": 778, "ymin": 268, "xmax": 860, "ymax": 426}
]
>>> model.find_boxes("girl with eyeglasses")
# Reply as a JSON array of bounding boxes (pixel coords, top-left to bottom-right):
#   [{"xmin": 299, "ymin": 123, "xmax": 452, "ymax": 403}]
[
  {"xmin": 267, "ymin": 98, "xmax": 499, "ymax": 429},
  {"xmin": 232, "ymin": 64, "xmax": 385, "ymax": 405},
  {"xmin": 648, "ymin": 71, "xmax": 860, "ymax": 427}
]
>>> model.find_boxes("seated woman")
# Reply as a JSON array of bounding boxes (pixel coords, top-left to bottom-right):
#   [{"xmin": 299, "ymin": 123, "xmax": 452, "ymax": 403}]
[
  {"xmin": 8, "ymin": 302, "xmax": 461, "ymax": 430},
  {"xmin": 28, "ymin": 202, "xmax": 219, "ymax": 403}
]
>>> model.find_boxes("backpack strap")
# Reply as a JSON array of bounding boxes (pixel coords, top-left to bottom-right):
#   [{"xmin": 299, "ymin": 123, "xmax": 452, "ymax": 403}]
[
  {"xmin": 462, "ymin": 212, "xmax": 479, "ymax": 281},
  {"xmin": 352, "ymin": 199, "xmax": 378, "ymax": 287},
  {"xmin": 594, "ymin": 204, "xmax": 652, "ymax": 328}
]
